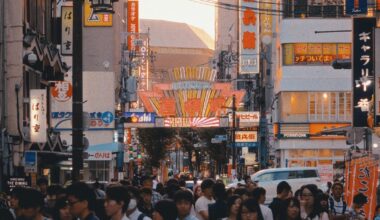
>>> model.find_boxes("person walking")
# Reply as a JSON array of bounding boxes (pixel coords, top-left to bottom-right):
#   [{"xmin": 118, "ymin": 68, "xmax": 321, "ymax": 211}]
[
  {"xmin": 174, "ymin": 190, "xmax": 198, "ymax": 220},
  {"xmin": 17, "ymin": 188, "xmax": 50, "ymax": 220},
  {"xmin": 208, "ymin": 182, "xmax": 227, "ymax": 220},
  {"xmin": 195, "ymin": 179, "xmax": 215, "ymax": 220},
  {"xmin": 328, "ymin": 182, "xmax": 348, "ymax": 220},
  {"xmin": 152, "ymin": 200, "xmax": 177, "ymax": 220},
  {"xmin": 269, "ymin": 181, "xmax": 292, "ymax": 220},
  {"xmin": 66, "ymin": 182, "xmax": 99, "ymax": 220},
  {"xmin": 238, "ymin": 199, "xmax": 264, "ymax": 220},
  {"xmin": 299, "ymin": 184, "xmax": 329, "ymax": 220},
  {"xmin": 222, "ymin": 195, "xmax": 241, "ymax": 220},
  {"xmin": 104, "ymin": 186, "xmax": 131, "ymax": 220},
  {"xmin": 252, "ymin": 187, "xmax": 273, "ymax": 220}
]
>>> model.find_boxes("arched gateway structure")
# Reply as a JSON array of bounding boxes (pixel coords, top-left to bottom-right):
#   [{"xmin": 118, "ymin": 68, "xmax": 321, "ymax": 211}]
[{"xmin": 138, "ymin": 66, "xmax": 245, "ymax": 128}]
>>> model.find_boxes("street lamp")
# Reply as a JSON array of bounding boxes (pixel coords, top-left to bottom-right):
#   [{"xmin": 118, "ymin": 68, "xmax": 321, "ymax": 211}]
[{"xmin": 90, "ymin": 0, "xmax": 118, "ymax": 14}]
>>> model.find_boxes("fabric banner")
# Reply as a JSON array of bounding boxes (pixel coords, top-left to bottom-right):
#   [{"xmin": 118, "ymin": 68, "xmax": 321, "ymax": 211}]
[{"xmin": 345, "ymin": 156, "xmax": 379, "ymax": 219}]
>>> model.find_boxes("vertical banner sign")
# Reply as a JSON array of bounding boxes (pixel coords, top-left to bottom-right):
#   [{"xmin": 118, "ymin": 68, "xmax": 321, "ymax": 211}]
[
  {"xmin": 260, "ymin": 1, "xmax": 273, "ymax": 45},
  {"xmin": 84, "ymin": 0, "xmax": 113, "ymax": 27},
  {"xmin": 30, "ymin": 90, "xmax": 47, "ymax": 143},
  {"xmin": 239, "ymin": 0, "xmax": 260, "ymax": 74},
  {"xmin": 375, "ymin": 29, "xmax": 380, "ymax": 126},
  {"xmin": 345, "ymin": 156, "xmax": 379, "ymax": 219},
  {"xmin": 346, "ymin": 0, "xmax": 368, "ymax": 14},
  {"xmin": 127, "ymin": 0, "xmax": 139, "ymax": 51},
  {"xmin": 139, "ymin": 36, "xmax": 149, "ymax": 90},
  {"xmin": 61, "ymin": 6, "xmax": 73, "ymax": 55},
  {"xmin": 352, "ymin": 17, "xmax": 376, "ymax": 127}
]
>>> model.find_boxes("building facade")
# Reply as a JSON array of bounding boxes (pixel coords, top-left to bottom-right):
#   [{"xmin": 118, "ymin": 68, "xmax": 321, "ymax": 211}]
[{"xmin": 271, "ymin": 2, "xmax": 352, "ymax": 180}]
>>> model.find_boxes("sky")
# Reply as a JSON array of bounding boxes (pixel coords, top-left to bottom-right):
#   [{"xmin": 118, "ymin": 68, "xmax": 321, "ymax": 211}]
[{"xmin": 139, "ymin": 0, "xmax": 215, "ymax": 39}]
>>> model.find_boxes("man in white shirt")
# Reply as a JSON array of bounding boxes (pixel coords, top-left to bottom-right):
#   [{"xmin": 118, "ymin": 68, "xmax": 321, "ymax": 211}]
[
  {"xmin": 329, "ymin": 182, "xmax": 348, "ymax": 220},
  {"xmin": 252, "ymin": 187, "xmax": 273, "ymax": 220},
  {"xmin": 195, "ymin": 179, "xmax": 215, "ymax": 220},
  {"xmin": 126, "ymin": 186, "xmax": 151, "ymax": 220}
]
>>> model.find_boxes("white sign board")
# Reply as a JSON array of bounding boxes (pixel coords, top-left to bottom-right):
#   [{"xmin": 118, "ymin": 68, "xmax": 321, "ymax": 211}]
[
  {"xmin": 318, "ymin": 164, "xmax": 334, "ymax": 183},
  {"xmin": 30, "ymin": 90, "xmax": 47, "ymax": 143},
  {"xmin": 239, "ymin": 0, "xmax": 260, "ymax": 74},
  {"xmin": 61, "ymin": 6, "xmax": 73, "ymax": 55},
  {"xmin": 235, "ymin": 131, "xmax": 257, "ymax": 142},
  {"xmin": 87, "ymin": 151, "xmax": 113, "ymax": 161}
]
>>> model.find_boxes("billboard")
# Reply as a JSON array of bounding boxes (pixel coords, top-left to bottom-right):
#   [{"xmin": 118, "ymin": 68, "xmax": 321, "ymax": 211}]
[
  {"xmin": 123, "ymin": 112, "xmax": 156, "ymax": 123},
  {"xmin": 352, "ymin": 17, "xmax": 376, "ymax": 127},
  {"xmin": 30, "ymin": 90, "xmax": 47, "ymax": 143},
  {"xmin": 164, "ymin": 117, "xmax": 220, "ymax": 128},
  {"xmin": 84, "ymin": 0, "xmax": 113, "ymax": 27},
  {"xmin": 239, "ymin": 0, "xmax": 260, "ymax": 74}
]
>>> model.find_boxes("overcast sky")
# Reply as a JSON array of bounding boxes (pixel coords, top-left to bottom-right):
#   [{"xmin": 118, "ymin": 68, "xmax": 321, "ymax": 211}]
[{"xmin": 139, "ymin": 0, "xmax": 215, "ymax": 39}]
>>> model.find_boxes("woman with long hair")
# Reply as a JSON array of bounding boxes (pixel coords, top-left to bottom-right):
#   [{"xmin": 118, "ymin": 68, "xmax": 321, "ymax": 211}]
[
  {"xmin": 222, "ymin": 195, "xmax": 242, "ymax": 220},
  {"xmin": 299, "ymin": 184, "xmax": 329, "ymax": 220},
  {"xmin": 279, "ymin": 198, "xmax": 302, "ymax": 220},
  {"xmin": 237, "ymin": 199, "xmax": 264, "ymax": 220}
]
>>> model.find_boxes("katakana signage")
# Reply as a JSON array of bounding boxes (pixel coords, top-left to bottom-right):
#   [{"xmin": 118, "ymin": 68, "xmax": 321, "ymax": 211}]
[
  {"xmin": 352, "ymin": 17, "xmax": 376, "ymax": 127},
  {"xmin": 61, "ymin": 6, "xmax": 73, "ymax": 55},
  {"xmin": 30, "ymin": 90, "xmax": 47, "ymax": 143},
  {"xmin": 52, "ymin": 111, "xmax": 114, "ymax": 129},
  {"xmin": 127, "ymin": 0, "xmax": 139, "ymax": 50},
  {"xmin": 239, "ymin": 0, "xmax": 260, "ymax": 74}
]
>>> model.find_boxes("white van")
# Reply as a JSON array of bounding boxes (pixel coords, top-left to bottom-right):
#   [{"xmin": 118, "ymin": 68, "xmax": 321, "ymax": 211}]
[{"xmin": 250, "ymin": 167, "xmax": 325, "ymax": 204}]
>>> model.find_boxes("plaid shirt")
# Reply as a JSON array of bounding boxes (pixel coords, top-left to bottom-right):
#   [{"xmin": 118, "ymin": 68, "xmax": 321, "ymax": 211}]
[{"xmin": 151, "ymin": 190, "xmax": 162, "ymax": 207}]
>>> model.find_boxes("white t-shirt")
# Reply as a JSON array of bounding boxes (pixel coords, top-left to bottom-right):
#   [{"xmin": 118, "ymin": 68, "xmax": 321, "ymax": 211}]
[
  {"xmin": 260, "ymin": 204, "xmax": 273, "ymax": 220},
  {"xmin": 195, "ymin": 196, "xmax": 215, "ymax": 220}
]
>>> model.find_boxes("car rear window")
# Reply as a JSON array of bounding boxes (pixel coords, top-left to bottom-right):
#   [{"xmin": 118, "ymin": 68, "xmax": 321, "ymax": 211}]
[{"xmin": 303, "ymin": 170, "xmax": 318, "ymax": 178}]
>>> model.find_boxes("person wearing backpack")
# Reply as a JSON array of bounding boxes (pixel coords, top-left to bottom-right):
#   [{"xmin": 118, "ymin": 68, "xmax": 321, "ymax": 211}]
[{"xmin": 328, "ymin": 182, "xmax": 348, "ymax": 220}]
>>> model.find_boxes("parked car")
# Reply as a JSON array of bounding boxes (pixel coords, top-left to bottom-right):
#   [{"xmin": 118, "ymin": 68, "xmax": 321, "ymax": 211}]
[{"xmin": 251, "ymin": 167, "xmax": 326, "ymax": 204}]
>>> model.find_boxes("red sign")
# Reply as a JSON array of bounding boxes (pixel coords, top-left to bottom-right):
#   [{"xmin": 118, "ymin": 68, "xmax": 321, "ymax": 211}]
[
  {"xmin": 127, "ymin": 0, "xmax": 139, "ymax": 50},
  {"xmin": 51, "ymin": 81, "xmax": 73, "ymax": 102}
]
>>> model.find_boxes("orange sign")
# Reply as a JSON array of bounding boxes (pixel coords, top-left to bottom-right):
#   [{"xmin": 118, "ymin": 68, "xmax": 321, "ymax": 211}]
[
  {"xmin": 345, "ymin": 156, "xmax": 379, "ymax": 219},
  {"xmin": 235, "ymin": 131, "xmax": 257, "ymax": 142},
  {"xmin": 127, "ymin": 0, "xmax": 139, "ymax": 50},
  {"xmin": 51, "ymin": 81, "xmax": 73, "ymax": 102},
  {"xmin": 243, "ymin": 32, "xmax": 256, "ymax": 49}
]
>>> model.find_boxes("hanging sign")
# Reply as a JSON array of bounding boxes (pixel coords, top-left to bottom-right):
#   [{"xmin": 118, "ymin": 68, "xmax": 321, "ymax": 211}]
[
  {"xmin": 352, "ymin": 17, "xmax": 376, "ymax": 127},
  {"xmin": 61, "ymin": 6, "xmax": 73, "ymax": 55},
  {"xmin": 84, "ymin": 0, "xmax": 113, "ymax": 27},
  {"xmin": 30, "ymin": 90, "xmax": 47, "ymax": 143}
]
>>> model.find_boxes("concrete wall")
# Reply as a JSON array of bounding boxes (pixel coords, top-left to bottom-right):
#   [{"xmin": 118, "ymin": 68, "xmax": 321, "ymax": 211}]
[{"xmin": 5, "ymin": 0, "xmax": 23, "ymax": 166}]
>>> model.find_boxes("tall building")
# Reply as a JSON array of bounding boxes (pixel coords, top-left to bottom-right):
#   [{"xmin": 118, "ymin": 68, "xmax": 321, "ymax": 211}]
[{"xmin": 271, "ymin": 1, "xmax": 353, "ymax": 179}]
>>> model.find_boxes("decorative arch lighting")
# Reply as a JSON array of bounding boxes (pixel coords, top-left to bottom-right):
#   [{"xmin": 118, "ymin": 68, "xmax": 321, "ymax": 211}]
[{"xmin": 90, "ymin": 0, "xmax": 118, "ymax": 14}]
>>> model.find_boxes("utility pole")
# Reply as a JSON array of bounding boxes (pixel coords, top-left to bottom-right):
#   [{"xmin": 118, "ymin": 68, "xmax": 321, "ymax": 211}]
[
  {"xmin": 232, "ymin": 95, "xmax": 237, "ymax": 174},
  {"xmin": 72, "ymin": 0, "xmax": 83, "ymax": 182}
]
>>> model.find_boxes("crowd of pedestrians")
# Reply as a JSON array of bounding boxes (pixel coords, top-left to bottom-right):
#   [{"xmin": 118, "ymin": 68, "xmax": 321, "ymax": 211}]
[{"xmin": 0, "ymin": 175, "xmax": 377, "ymax": 220}]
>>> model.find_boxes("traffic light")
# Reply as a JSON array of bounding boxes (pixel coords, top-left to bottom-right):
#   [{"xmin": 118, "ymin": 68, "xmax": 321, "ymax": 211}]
[{"xmin": 332, "ymin": 59, "xmax": 351, "ymax": 69}]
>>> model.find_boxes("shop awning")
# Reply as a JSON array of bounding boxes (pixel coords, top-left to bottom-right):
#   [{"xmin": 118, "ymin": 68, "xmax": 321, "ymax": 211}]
[{"xmin": 86, "ymin": 142, "xmax": 120, "ymax": 153}]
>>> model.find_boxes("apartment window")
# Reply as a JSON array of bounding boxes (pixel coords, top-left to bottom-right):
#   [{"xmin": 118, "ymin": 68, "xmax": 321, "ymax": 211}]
[
  {"xmin": 308, "ymin": 92, "xmax": 351, "ymax": 122},
  {"xmin": 88, "ymin": 161, "xmax": 110, "ymax": 182},
  {"xmin": 283, "ymin": 43, "xmax": 351, "ymax": 66}
]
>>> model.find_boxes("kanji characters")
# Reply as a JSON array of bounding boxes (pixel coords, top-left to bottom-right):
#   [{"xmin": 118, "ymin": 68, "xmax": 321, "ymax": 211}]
[
  {"xmin": 243, "ymin": 32, "xmax": 256, "ymax": 49},
  {"xmin": 243, "ymin": 9, "xmax": 256, "ymax": 25}
]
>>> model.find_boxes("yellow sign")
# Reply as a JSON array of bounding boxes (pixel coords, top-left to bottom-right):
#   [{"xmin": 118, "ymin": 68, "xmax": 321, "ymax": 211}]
[{"xmin": 84, "ymin": 0, "xmax": 113, "ymax": 27}]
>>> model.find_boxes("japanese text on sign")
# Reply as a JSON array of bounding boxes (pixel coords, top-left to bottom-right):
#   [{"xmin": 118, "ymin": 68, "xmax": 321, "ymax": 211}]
[
  {"xmin": 239, "ymin": 0, "xmax": 260, "ymax": 74},
  {"xmin": 30, "ymin": 90, "xmax": 47, "ymax": 143},
  {"xmin": 61, "ymin": 6, "xmax": 73, "ymax": 55},
  {"xmin": 127, "ymin": 0, "xmax": 139, "ymax": 50},
  {"xmin": 235, "ymin": 131, "xmax": 257, "ymax": 142}
]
